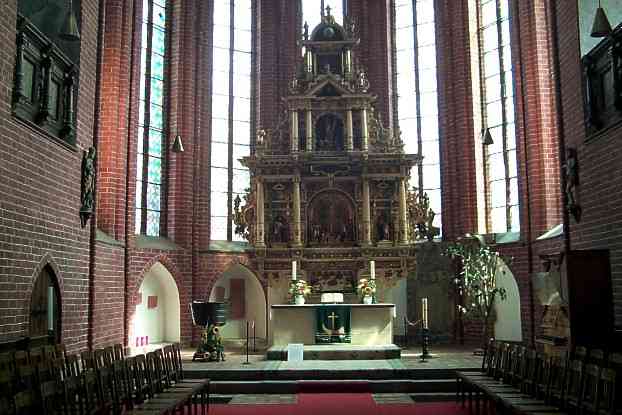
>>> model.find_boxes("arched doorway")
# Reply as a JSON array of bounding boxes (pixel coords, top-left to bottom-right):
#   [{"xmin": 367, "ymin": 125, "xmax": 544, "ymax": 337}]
[
  {"xmin": 494, "ymin": 258, "xmax": 523, "ymax": 342},
  {"xmin": 131, "ymin": 262, "xmax": 180, "ymax": 347},
  {"xmin": 209, "ymin": 264, "xmax": 267, "ymax": 342},
  {"xmin": 30, "ymin": 265, "xmax": 61, "ymax": 342}
]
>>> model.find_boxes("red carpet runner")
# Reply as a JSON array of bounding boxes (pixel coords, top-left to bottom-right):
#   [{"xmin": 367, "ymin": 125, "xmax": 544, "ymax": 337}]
[{"xmin": 202, "ymin": 394, "xmax": 472, "ymax": 415}]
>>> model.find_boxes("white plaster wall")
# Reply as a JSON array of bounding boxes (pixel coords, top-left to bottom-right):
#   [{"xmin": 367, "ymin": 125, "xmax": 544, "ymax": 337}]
[
  {"xmin": 132, "ymin": 262, "xmax": 180, "ymax": 345},
  {"xmin": 494, "ymin": 258, "xmax": 523, "ymax": 342},
  {"xmin": 209, "ymin": 264, "xmax": 267, "ymax": 340}
]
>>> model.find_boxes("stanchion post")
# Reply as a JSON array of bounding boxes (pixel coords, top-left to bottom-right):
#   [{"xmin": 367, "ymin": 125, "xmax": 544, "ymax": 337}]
[
  {"xmin": 253, "ymin": 320, "xmax": 256, "ymax": 352},
  {"xmin": 243, "ymin": 320, "xmax": 251, "ymax": 365}
]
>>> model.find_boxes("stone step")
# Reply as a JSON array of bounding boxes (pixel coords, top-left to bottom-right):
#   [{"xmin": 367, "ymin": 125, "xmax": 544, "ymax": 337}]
[
  {"xmin": 266, "ymin": 344, "xmax": 401, "ymax": 360},
  {"xmin": 208, "ymin": 378, "xmax": 457, "ymax": 394}
]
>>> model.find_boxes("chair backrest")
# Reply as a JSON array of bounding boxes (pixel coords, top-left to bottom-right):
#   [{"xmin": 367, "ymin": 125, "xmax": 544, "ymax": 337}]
[
  {"xmin": 0, "ymin": 369, "xmax": 14, "ymax": 414},
  {"xmin": 28, "ymin": 347, "xmax": 44, "ymax": 367},
  {"xmin": 171, "ymin": 343, "xmax": 185, "ymax": 381},
  {"xmin": 96, "ymin": 366, "xmax": 115, "ymax": 413},
  {"xmin": 65, "ymin": 354, "xmax": 80, "ymax": 378},
  {"xmin": 573, "ymin": 346, "xmax": 588, "ymax": 362},
  {"xmin": 43, "ymin": 345, "xmax": 56, "ymax": 363},
  {"xmin": 154, "ymin": 349, "xmax": 172, "ymax": 388},
  {"xmin": 80, "ymin": 350, "xmax": 95, "ymax": 371},
  {"xmin": 82, "ymin": 369, "xmax": 100, "ymax": 414},
  {"xmin": 130, "ymin": 354, "xmax": 150, "ymax": 402},
  {"xmin": 40, "ymin": 379, "xmax": 63, "ymax": 415},
  {"xmin": 548, "ymin": 356, "xmax": 568, "ymax": 400},
  {"xmin": 113, "ymin": 344, "xmax": 124, "ymax": 361},
  {"xmin": 111, "ymin": 359, "xmax": 132, "ymax": 412},
  {"xmin": 522, "ymin": 349, "xmax": 537, "ymax": 388},
  {"xmin": 588, "ymin": 349, "xmax": 606, "ymax": 366},
  {"xmin": 607, "ymin": 352, "xmax": 622, "ymax": 370},
  {"xmin": 54, "ymin": 344, "xmax": 66, "ymax": 361},
  {"xmin": 482, "ymin": 338, "xmax": 495, "ymax": 371},
  {"xmin": 103, "ymin": 346, "xmax": 115, "ymax": 366},
  {"xmin": 598, "ymin": 367, "xmax": 617, "ymax": 415},
  {"xmin": 13, "ymin": 351, "xmax": 29, "ymax": 369}
]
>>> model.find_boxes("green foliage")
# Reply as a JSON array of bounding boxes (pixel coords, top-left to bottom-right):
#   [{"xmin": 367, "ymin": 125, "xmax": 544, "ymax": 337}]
[{"xmin": 444, "ymin": 241, "xmax": 509, "ymax": 322}]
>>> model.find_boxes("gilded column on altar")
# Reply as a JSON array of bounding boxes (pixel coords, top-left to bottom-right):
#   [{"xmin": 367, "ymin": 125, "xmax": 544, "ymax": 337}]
[
  {"xmin": 292, "ymin": 176, "xmax": 302, "ymax": 245},
  {"xmin": 346, "ymin": 109, "xmax": 354, "ymax": 151},
  {"xmin": 362, "ymin": 178, "xmax": 371, "ymax": 245},
  {"xmin": 305, "ymin": 110, "xmax": 313, "ymax": 152},
  {"xmin": 361, "ymin": 108, "xmax": 369, "ymax": 151},
  {"xmin": 290, "ymin": 110, "xmax": 299, "ymax": 152},
  {"xmin": 256, "ymin": 178, "xmax": 265, "ymax": 246},
  {"xmin": 398, "ymin": 178, "xmax": 408, "ymax": 244}
]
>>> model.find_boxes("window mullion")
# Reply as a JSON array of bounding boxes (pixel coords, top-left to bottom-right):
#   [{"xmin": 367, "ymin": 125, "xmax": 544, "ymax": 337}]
[
  {"xmin": 141, "ymin": 1, "xmax": 155, "ymax": 235},
  {"xmin": 227, "ymin": 1, "xmax": 235, "ymax": 241},
  {"xmin": 412, "ymin": 0, "xmax": 425, "ymax": 194}
]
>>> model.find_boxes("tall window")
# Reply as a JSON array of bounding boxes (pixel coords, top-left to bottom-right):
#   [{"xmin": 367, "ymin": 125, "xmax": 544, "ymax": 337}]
[
  {"xmin": 136, "ymin": 0, "xmax": 167, "ymax": 236},
  {"xmin": 477, "ymin": 0, "xmax": 519, "ymax": 233},
  {"xmin": 394, "ymin": 0, "xmax": 442, "ymax": 233},
  {"xmin": 302, "ymin": 1, "xmax": 344, "ymax": 30},
  {"xmin": 210, "ymin": 0, "xmax": 252, "ymax": 241}
]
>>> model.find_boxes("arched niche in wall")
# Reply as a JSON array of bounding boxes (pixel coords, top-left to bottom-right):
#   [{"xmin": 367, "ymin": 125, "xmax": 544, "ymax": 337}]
[
  {"xmin": 494, "ymin": 258, "xmax": 523, "ymax": 342},
  {"xmin": 30, "ymin": 265, "xmax": 61, "ymax": 342},
  {"xmin": 132, "ymin": 262, "xmax": 181, "ymax": 347},
  {"xmin": 209, "ymin": 264, "xmax": 267, "ymax": 342}
]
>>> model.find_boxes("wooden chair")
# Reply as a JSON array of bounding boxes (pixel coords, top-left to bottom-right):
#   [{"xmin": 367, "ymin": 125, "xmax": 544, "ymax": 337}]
[
  {"xmin": 13, "ymin": 351, "xmax": 29, "ymax": 369},
  {"xmin": 565, "ymin": 359, "xmax": 584, "ymax": 411},
  {"xmin": 29, "ymin": 347, "xmax": 45, "ymax": 367},
  {"xmin": 597, "ymin": 368, "xmax": 619, "ymax": 415},
  {"xmin": 83, "ymin": 369, "xmax": 101, "ymax": 415},
  {"xmin": 521, "ymin": 348, "xmax": 538, "ymax": 395},
  {"xmin": 580, "ymin": 364, "xmax": 601, "ymax": 415},
  {"xmin": 103, "ymin": 346, "xmax": 115, "ymax": 367},
  {"xmin": 535, "ymin": 353, "xmax": 552, "ymax": 399},
  {"xmin": 589, "ymin": 349, "xmax": 607, "ymax": 366},
  {"xmin": 62, "ymin": 375, "xmax": 83, "ymax": 415},
  {"xmin": 168, "ymin": 344, "xmax": 210, "ymax": 414},
  {"xmin": 40, "ymin": 379, "xmax": 64, "ymax": 415},
  {"xmin": 43, "ymin": 345, "xmax": 57, "ymax": 362},
  {"xmin": 0, "ymin": 369, "xmax": 14, "ymax": 415},
  {"xmin": 547, "ymin": 356, "xmax": 568, "ymax": 405},
  {"xmin": 95, "ymin": 366, "xmax": 115, "ymax": 415},
  {"xmin": 13, "ymin": 390, "xmax": 37, "ymax": 415},
  {"xmin": 54, "ymin": 344, "xmax": 66, "ymax": 361},
  {"xmin": 111, "ymin": 358, "xmax": 133, "ymax": 413}
]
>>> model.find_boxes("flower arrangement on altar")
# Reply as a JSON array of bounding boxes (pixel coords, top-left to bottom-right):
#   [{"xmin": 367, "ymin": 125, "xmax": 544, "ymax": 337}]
[
  {"xmin": 289, "ymin": 279, "xmax": 311, "ymax": 303},
  {"xmin": 357, "ymin": 278, "xmax": 377, "ymax": 302}
]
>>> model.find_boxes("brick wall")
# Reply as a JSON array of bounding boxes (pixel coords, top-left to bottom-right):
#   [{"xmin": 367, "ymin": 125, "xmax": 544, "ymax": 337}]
[
  {"xmin": 554, "ymin": 0, "xmax": 622, "ymax": 329},
  {"xmin": 0, "ymin": 0, "xmax": 99, "ymax": 353}
]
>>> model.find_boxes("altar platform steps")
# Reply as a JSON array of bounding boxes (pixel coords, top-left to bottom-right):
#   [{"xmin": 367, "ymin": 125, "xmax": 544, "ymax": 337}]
[{"xmin": 266, "ymin": 344, "xmax": 401, "ymax": 360}]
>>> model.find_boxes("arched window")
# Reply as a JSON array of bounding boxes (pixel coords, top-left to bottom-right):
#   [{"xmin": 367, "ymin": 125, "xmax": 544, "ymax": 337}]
[
  {"xmin": 476, "ymin": 0, "xmax": 519, "ymax": 233},
  {"xmin": 210, "ymin": 0, "xmax": 252, "ymax": 241},
  {"xmin": 302, "ymin": 1, "xmax": 344, "ymax": 30},
  {"xmin": 394, "ymin": 0, "xmax": 442, "ymax": 234},
  {"xmin": 136, "ymin": 0, "xmax": 168, "ymax": 236}
]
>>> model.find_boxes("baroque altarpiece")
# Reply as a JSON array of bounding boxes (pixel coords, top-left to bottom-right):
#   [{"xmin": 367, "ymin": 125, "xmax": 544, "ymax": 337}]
[{"xmin": 235, "ymin": 11, "xmax": 430, "ymax": 302}]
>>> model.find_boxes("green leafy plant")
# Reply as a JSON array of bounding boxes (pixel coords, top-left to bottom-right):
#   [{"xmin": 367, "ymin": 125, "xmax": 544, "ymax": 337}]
[
  {"xmin": 288, "ymin": 279, "xmax": 311, "ymax": 300},
  {"xmin": 444, "ymin": 238, "xmax": 509, "ymax": 345},
  {"xmin": 357, "ymin": 278, "xmax": 377, "ymax": 299}
]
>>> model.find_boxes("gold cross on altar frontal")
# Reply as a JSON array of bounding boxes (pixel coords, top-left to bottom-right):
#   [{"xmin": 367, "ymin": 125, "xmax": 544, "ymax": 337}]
[{"xmin": 328, "ymin": 312, "xmax": 339, "ymax": 330}]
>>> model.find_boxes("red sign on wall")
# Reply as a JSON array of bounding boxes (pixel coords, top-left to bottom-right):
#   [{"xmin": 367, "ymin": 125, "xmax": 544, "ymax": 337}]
[{"xmin": 147, "ymin": 295, "xmax": 158, "ymax": 309}]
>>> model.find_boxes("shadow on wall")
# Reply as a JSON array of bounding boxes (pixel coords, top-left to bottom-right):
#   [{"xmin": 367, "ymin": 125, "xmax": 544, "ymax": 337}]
[
  {"xmin": 131, "ymin": 262, "xmax": 180, "ymax": 347},
  {"xmin": 209, "ymin": 264, "xmax": 267, "ymax": 341}
]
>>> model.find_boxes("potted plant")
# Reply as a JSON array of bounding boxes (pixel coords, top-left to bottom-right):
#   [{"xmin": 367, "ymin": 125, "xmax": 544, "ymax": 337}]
[
  {"xmin": 444, "ymin": 237, "xmax": 509, "ymax": 352},
  {"xmin": 357, "ymin": 278, "xmax": 377, "ymax": 304},
  {"xmin": 289, "ymin": 279, "xmax": 311, "ymax": 305}
]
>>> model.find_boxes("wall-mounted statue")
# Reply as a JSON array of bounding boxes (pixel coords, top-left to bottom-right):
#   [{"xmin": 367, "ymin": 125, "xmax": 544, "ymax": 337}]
[
  {"xmin": 80, "ymin": 147, "xmax": 96, "ymax": 228},
  {"xmin": 564, "ymin": 147, "xmax": 582, "ymax": 222},
  {"xmin": 271, "ymin": 215, "xmax": 289, "ymax": 244}
]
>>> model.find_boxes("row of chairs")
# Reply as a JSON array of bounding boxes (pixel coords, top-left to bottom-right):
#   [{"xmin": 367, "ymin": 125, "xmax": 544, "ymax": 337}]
[
  {"xmin": 0, "ymin": 343, "xmax": 209, "ymax": 415},
  {"xmin": 456, "ymin": 340, "xmax": 621, "ymax": 415}
]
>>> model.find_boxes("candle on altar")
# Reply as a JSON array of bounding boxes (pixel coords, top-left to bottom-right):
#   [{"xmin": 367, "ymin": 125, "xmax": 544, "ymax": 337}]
[
  {"xmin": 370, "ymin": 260, "xmax": 375, "ymax": 280},
  {"xmin": 292, "ymin": 260, "xmax": 297, "ymax": 280},
  {"xmin": 422, "ymin": 298, "xmax": 428, "ymax": 329}
]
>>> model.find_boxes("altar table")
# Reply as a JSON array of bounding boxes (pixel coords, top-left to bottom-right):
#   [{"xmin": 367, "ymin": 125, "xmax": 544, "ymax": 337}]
[{"xmin": 270, "ymin": 303, "xmax": 395, "ymax": 346}]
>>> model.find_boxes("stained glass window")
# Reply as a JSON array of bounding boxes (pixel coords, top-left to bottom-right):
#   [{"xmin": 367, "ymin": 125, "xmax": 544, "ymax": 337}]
[
  {"xmin": 394, "ymin": 0, "xmax": 442, "ymax": 234},
  {"xmin": 210, "ymin": 0, "xmax": 253, "ymax": 241},
  {"xmin": 136, "ymin": 0, "xmax": 167, "ymax": 236},
  {"xmin": 477, "ymin": 0, "xmax": 519, "ymax": 233},
  {"xmin": 302, "ymin": 0, "xmax": 344, "ymax": 31}
]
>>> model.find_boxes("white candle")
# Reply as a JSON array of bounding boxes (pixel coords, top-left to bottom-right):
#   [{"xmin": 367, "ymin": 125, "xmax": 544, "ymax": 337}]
[
  {"xmin": 422, "ymin": 298, "xmax": 428, "ymax": 329},
  {"xmin": 47, "ymin": 286, "xmax": 54, "ymax": 331},
  {"xmin": 292, "ymin": 260, "xmax": 297, "ymax": 280},
  {"xmin": 370, "ymin": 260, "xmax": 375, "ymax": 280}
]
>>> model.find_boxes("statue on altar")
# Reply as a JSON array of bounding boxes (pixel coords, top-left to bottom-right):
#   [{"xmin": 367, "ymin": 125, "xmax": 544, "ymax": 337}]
[
  {"xmin": 315, "ymin": 113, "xmax": 344, "ymax": 151},
  {"xmin": 271, "ymin": 214, "xmax": 289, "ymax": 244}
]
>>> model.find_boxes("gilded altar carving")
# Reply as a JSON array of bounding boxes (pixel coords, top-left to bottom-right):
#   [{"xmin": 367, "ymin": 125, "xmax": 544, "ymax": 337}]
[{"xmin": 407, "ymin": 188, "xmax": 439, "ymax": 242}]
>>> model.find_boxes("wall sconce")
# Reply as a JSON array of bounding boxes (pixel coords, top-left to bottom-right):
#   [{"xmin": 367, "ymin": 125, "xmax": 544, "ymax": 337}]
[
  {"xmin": 590, "ymin": 0, "xmax": 612, "ymax": 38},
  {"xmin": 171, "ymin": 134, "xmax": 184, "ymax": 153},
  {"xmin": 59, "ymin": 0, "xmax": 81, "ymax": 41},
  {"xmin": 481, "ymin": 127, "xmax": 494, "ymax": 145}
]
